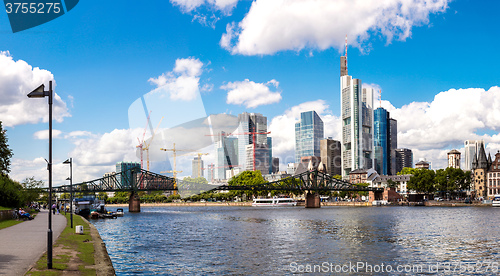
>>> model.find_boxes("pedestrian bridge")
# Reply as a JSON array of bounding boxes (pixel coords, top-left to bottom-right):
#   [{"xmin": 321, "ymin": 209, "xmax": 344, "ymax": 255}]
[{"xmin": 50, "ymin": 167, "xmax": 383, "ymax": 210}]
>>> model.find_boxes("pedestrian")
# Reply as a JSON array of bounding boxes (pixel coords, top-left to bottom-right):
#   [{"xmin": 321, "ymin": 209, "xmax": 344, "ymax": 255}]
[{"xmin": 52, "ymin": 203, "xmax": 56, "ymax": 215}]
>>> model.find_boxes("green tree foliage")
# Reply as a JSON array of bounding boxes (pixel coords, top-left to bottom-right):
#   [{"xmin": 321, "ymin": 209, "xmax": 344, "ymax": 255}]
[
  {"xmin": 227, "ymin": 170, "xmax": 268, "ymax": 198},
  {"xmin": 97, "ymin": 192, "xmax": 108, "ymax": 201},
  {"xmin": 435, "ymin": 167, "xmax": 470, "ymax": 198},
  {"xmin": 407, "ymin": 169, "xmax": 436, "ymax": 193},
  {"xmin": 0, "ymin": 174, "xmax": 23, "ymax": 207},
  {"xmin": 178, "ymin": 176, "xmax": 212, "ymax": 197},
  {"xmin": 398, "ymin": 167, "xmax": 418, "ymax": 175},
  {"xmin": 0, "ymin": 122, "xmax": 13, "ymax": 176},
  {"xmin": 386, "ymin": 179, "xmax": 398, "ymax": 189},
  {"xmin": 21, "ymin": 177, "xmax": 44, "ymax": 204}
]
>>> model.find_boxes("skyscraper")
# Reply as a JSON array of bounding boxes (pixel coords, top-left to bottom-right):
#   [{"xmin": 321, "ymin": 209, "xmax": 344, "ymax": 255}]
[
  {"xmin": 191, "ymin": 156, "xmax": 204, "ymax": 178},
  {"xmin": 395, "ymin": 148, "xmax": 413, "ymax": 173},
  {"xmin": 295, "ymin": 111, "xmax": 324, "ymax": 163},
  {"xmin": 267, "ymin": 137, "xmax": 273, "ymax": 174},
  {"xmin": 116, "ymin": 162, "xmax": 141, "ymax": 186},
  {"xmin": 237, "ymin": 112, "xmax": 269, "ymax": 173},
  {"xmin": 373, "ymin": 107, "xmax": 397, "ymax": 175},
  {"xmin": 340, "ymin": 50, "xmax": 374, "ymax": 177},
  {"xmin": 214, "ymin": 132, "xmax": 238, "ymax": 180},
  {"xmin": 464, "ymin": 140, "xmax": 485, "ymax": 171},
  {"xmin": 447, "ymin": 149, "xmax": 461, "ymax": 169},
  {"xmin": 320, "ymin": 138, "xmax": 341, "ymax": 176}
]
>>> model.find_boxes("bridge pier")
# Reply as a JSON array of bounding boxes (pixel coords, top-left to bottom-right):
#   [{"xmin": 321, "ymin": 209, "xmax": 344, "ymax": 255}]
[
  {"xmin": 305, "ymin": 191, "xmax": 321, "ymax": 208},
  {"xmin": 129, "ymin": 192, "xmax": 141, "ymax": 212}
]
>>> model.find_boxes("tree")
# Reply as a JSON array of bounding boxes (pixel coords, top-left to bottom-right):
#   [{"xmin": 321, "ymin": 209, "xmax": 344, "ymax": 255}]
[
  {"xmin": 407, "ymin": 169, "xmax": 436, "ymax": 194},
  {"xmin": 387, "ymin": 179, "xmax": 398, "ymax": 189},
  {"xmin": 0, "ymin": 174, "xmax": 23, "ymax": 207},
  {"xmin": 0, "ymin": 122, "xmax": 13, "ymax": 176},
  {"xmin": 398, "ymin": 167, "xmax": 417, "ymax": 175},
  {"xmin": 227, "ymin": 170, "xmax": 268, "ymax": 198},
  {"xmin": 21, "ymin": 177, "xmax": 44, "ymax": 204}
]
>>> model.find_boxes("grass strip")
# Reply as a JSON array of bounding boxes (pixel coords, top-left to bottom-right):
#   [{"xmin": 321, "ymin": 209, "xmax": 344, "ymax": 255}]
[
  {"xmin": 0, "ymin": 219, "xmax": 23, "ymax": 230},
  {"xmin": 26, "ymin": 213, "xmax": 96, "ymax": 275}
]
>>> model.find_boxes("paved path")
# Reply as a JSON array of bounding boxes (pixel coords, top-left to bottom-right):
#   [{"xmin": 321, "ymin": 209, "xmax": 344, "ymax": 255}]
[{"xmin": 0, "ymin": 210, "xmax": 67, "ymax": 276}]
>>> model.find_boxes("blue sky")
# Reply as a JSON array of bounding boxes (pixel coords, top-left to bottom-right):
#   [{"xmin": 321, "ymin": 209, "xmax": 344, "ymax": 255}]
[{"xmin": 1, "ymin": 0, "xmax": 500, "ymax": 186}]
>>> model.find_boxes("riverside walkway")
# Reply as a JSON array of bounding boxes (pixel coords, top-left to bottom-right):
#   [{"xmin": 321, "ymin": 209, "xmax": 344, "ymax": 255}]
[{"xmin": 0, "ymin": 210, "xmax": 66, "ymax": 276}]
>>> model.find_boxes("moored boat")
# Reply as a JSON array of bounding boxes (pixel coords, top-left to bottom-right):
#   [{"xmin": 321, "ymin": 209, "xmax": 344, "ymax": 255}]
[
  {"xmin": 492, "ymin": 195, "xmax": 500, "ymax": 207},
  {"xmin": 115, "ymin": 208, "xmax": 124, "ymax": 217},
  {"xmin": 252, "ymin": 197, "xmax": 297, "ymax": 207}
]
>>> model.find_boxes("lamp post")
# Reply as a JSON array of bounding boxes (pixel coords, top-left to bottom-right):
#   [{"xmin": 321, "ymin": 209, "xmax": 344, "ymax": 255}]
[
  {"xmin": 63, "ymin": 158, "xmax": 73, "ymax": 228},
  {"xmin": 27, "ymin": 81, "xmax": 53, "ymax": 269}
]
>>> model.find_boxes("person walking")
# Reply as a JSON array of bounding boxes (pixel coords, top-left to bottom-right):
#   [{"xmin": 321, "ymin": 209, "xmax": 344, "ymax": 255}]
[{"xmin": 52, "ymin": 203, "xmax": 56, "ymax": 215}]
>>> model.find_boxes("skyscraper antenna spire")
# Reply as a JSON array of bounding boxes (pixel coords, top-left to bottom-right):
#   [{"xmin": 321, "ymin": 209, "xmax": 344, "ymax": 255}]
[
  {"xmin": 344, "ymin": 35, "xmax": 348, "ymax": 72},
  {"xmin": 379, "ymin": 89, "xmax": 382, "ymax": 108}
]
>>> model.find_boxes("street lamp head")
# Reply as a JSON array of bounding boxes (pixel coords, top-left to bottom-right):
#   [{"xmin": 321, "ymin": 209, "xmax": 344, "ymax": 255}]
[
  {"xmin": 27, "ymin": 84, "xmax": 47, "ymax": 98},
  {"xmin": 63, "ymin": 159, "xmax": 71, "ymax": 164},
  {"xmin": 66, "ymin": 177, "xmax": 71, "ymax": 181}
]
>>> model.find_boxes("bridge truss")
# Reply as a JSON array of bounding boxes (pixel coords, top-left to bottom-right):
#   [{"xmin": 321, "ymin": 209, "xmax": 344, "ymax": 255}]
[
  {"xmin": 51, "ymin": 168, "xmax": 177, "ymax": 193},
  {"xmin": 211, "ymin": 169, "xmax": 384, "ymax": 193}
]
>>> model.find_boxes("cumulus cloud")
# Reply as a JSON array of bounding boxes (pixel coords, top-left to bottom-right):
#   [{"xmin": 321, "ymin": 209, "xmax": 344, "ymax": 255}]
[
  {"xmin": 170, "ymin": 0, "xmax": 239, "ymax": 27},
  {"xmin": 148, "ymin": 58, "xmax": 204, "ymax": 101},
  {"xmin": 222, "ymin": 79, "xmax": 282, "ymax": 108},
  {"xmin": 375, "ymin": 86, "xmax": 500, "ymax": 169},
  {"xmin": 221, "ymin": 0, "xmax": 450, "ymax": 55},
  {"xmin": 33, "ymin": 129, "xmax": 62, "ymax": 140},
  {"xmin": 0, "ymin": 51, "xmax": 70, "ymax": 127}
]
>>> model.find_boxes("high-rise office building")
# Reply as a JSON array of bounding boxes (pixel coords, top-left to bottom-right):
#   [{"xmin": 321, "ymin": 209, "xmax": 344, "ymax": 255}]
[
  {"xmin": 191, "ymin": 156, "xmax": 204, "ymax": 178},
  {"xmin": 373, "ymin": 108, "xmax": 398, "ymax": 175},
  {"xmin": 237, "ymin": 112, "xmax": 268, "ymax": 172},
  {"xmin": 395, "ymin": 148, "xmax": 413, "ymax": 173},
  {"xmin": 389, "ymin": 118, "xmax": 397, "ymax": 175},
  {"xmin": 464, "ymin": 140, "xmax": 485, "ymax": 171},
  {"xmin": 214, "ymin": 132, "xmax": 238, "ymax": 180},
  {"xmin": 320, "ymin": 138, "xmax": 341, "ymax": 176},
  {"xmin": 340, "ymin": 50, "xmax": 374, "ymax": 177},
  {"xmin": 267, "ymin": 137, "xmax": 273, "ymax": 174},
  {"xmin": 295, "ymin": 111, "xmax": 324, "ymax": 163},
  {"xmin": 245, "ymin": 143, "xmax": 269, "ymax": 173},
  {"xmin": 116, "ymin": 162, "xmax": 141, "ymax": 186}
]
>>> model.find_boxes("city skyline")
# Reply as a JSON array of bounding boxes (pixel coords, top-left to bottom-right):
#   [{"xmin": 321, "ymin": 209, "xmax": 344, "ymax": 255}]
[{"xmin": 2, "ymin": 0, "xmax": 500, "ymax": 186}]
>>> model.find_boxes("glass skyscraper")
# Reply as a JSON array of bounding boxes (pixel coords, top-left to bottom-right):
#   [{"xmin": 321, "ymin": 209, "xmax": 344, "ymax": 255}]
[
  {"xmin": 373, "ymin": 107, "xmax": 398, "ymax": 175},
  {"xmin": 214, "ymin": 132, "xmax": 238, "ymax": 180},
  {"xmin": 374, "ymin": 108, "xmax": 389, "ymax": 175},
  {"xmin": 237, "ymin": 112, "xmax": 269, "ymax": 173},
  {"xmin": 295, "ymin": 111, "xmax": 324, "ymax": 163},
  {"xmin": 340, "ymin": 55, "xmax": 374, "ymax": 177}
]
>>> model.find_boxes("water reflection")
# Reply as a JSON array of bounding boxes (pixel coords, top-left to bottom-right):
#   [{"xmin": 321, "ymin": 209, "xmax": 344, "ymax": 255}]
[{"xmin": 92, "ymin": 207, "xmax": 500, "ymax": 275}]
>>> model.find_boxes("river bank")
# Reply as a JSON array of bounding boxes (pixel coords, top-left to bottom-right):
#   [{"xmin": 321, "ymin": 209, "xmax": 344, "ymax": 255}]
[{"xmin": 106, "ymin": 201, "xmax": 491, "ymax": 207}]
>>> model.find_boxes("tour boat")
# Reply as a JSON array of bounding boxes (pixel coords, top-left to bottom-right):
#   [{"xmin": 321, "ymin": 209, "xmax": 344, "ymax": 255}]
[
  {"xmin": 252, "ymin": 197, "xmax": 297, "ymax": 207},
  {"xmin": 492, "ymin": 195, "xmax": 500, "ymax": 207}
]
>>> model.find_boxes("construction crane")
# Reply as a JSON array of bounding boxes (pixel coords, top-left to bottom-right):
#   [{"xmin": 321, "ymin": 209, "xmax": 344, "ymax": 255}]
[
  {"xmin": 136, "ymin": 111, "xmax": 152, "ymax": 169},
  {"xmin": 143, "ymin": 117, "xmax": 164, "ymax": 171},
  {"xmin": 207, "ymin": 128, "xmax": 270, "ymax": 171},
  {"xmin": 159, "ymin": 143, "xmax": 197, "ymax": 180}
]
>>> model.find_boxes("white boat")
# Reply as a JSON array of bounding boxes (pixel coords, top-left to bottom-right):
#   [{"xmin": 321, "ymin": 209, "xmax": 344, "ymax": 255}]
[
  {"xmin": 492, "ymin": 195, "xmax": 500, "ymax": 207},
  {"xmin": 252, "ymin": 197, "xmax": 297, "ymax": 207},
  {"xmin": 372, "ymin": 200, "xmax": 389, "ymax": 206},
  {"xmin": 115, "ymin": 208, "xmax": 124, "ymax": 217}
]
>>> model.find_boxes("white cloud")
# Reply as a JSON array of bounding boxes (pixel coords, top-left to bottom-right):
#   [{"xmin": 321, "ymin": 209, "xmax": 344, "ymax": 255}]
[
  {"xmin": 0, "ymin": 51, "xmax": 70, "ymax": 127},
  {"xmin": 222, "ymin": 79, "xmax": 282, "ymax": 108},
  {"xmin": 170, "ymin": 0, "xmax": 239, "ymax": 27},
  {"xmin": 148, "ymin": 58, "xmax": 204, "ymax": 101},
  {"xmin": 373, "ymin": 86, "xmax": 500, "ymax": 169},
  {"xmin": 33, "ymin": 129, "xmax": 62, "ymax": 140},
  {"xmin": 221, "ymin": 0, "xmax": 450, "ymax": 55}
]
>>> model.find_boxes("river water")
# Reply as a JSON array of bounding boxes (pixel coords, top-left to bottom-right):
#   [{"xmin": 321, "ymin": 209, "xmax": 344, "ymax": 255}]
[{"xmin": 91, "ymin": 206, "xmax": 500, "ymax": 275}]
